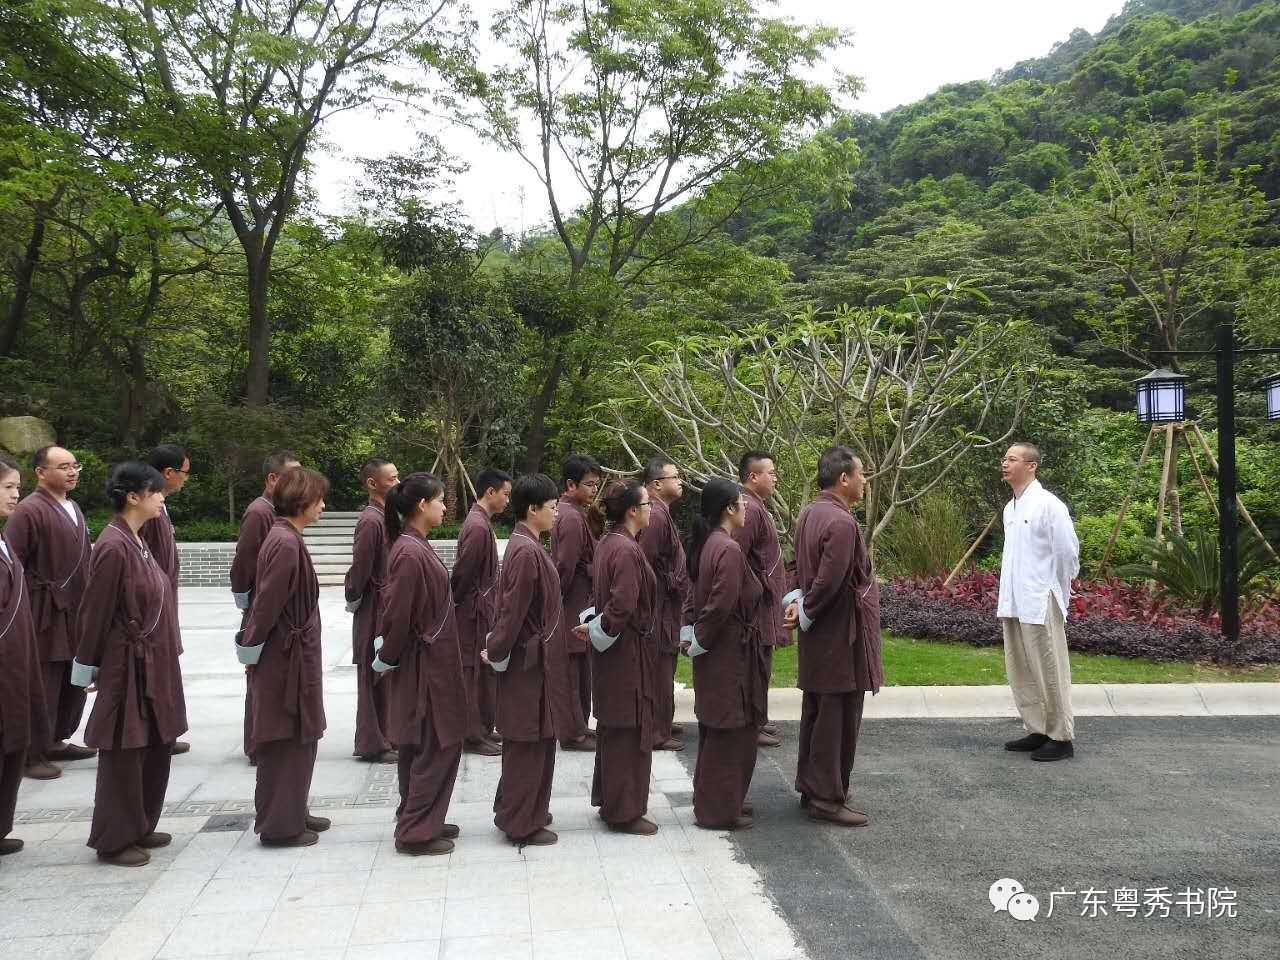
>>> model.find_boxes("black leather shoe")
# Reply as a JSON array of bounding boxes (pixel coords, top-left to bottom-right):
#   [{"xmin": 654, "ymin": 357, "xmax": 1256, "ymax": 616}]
[
  {"xmin": 1031, "ymin": 739, "xmax": 1074, "ymax": 762},
  {"xmin": 1004, "ymin": 733, "xmax": 1051, "ymax": 752}
]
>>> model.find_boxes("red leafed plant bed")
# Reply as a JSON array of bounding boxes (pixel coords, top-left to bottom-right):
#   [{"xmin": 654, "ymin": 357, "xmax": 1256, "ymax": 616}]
[{"xmin": 881, "ymin": 571, "xmax": 1280, "ymax": 665}]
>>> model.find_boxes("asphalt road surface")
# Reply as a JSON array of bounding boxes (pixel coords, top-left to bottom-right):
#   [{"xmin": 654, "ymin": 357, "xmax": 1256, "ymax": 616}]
[{"xmin": 678, "ymin": 716, "xmax": 1279, "ymax": 960}]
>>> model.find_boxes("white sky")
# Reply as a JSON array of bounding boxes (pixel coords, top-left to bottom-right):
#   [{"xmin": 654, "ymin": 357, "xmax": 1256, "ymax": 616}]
[{"xmin": 310, "ymin": 0, "xmax": 1128, "ymax": 234}]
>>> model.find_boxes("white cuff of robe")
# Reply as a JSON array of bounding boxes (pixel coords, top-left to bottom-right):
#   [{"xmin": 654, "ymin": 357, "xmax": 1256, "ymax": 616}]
[
  {"xmin": 70, "ymin": 659, "xmax": 98, "ymax": 687},
  {"xmin": 781, "ymin": 588, "xmax": 802, "ymax": 608},
  {"xmin": 236, "ymin": 642, "xmax": 265, "ymax": 666},
  {"xmin": 371, "ymin": 654, "xmax": 397, "ymax": 673},
  {"xmin": 578, "ymin": 605, "xmax": 597, "ymax": 625},
  {"xmin": 485, "ymin": 631, "xmax": 511, "ymax": 672},
  {"xmin": 232, "ymin": 590, "xmax": 251, "ymax": 611},
  {"xmin": 687, "ymin": 630, "xmax": 708, "ymax": 657},
  {"xmin": 585, "ymin": 615, "xmax": 618, "ymax": 652},
  {"xmin": 679, "ymin": 624, "xmax": 695, "ymax": 646},
  {"xmin": 373, "ymin": 635, "xmax": 384, "ymax": 653},
  {"xmin": 781, "ymin": 588, "xmax": 813, "ymax": 631},
  {"xmin": 345, "ymin": 597, "xmax": 361, "ymax": 614}
]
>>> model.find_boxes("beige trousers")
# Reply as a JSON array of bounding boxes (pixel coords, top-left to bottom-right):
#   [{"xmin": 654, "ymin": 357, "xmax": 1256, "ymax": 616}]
[{"xmin": 1001, "ymin": 595, "xmax": 1074, "ymax": 742}]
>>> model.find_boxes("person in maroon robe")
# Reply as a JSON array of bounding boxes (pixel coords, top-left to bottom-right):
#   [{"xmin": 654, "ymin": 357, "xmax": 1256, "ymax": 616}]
[
  {"xmin": 783, "ymin": 446, "xmax": 883, "ymax": 828},
  {"xmin": 639, "ymin": 457, "xmax": 692, "ymax": 751},
  {"xmin": 0, "ymin": 454, "xmax": 49, "ymax": 857},
  {"xmin": 230, "ymin": 449, "xmax": 300, "ymax": 765},
  {"xmin": 5, "ymin": 445, "xmax": 93, "ymax": 780},
  {"xmin": 734, "ymin": 450, "xmax": 791, "ymax": 748},
  {"xmin": 574, "ymin": 480, "xmax": 660, "ymax": 836},
  {"xmin": 71, "ymin": 462, "xmax": 188, "ymax": 867},
  {"xmin": 140, "ymin": 443, "xmax": 192, "ymax": 756},
  {"xmin": 552, "ymin": 454, "xmax": 602, "ymax": 751},
  {"xmin": 236, "ymin": 467, "xmax": 330, "ymax": 847},
  {"xmin": 344, "ymin": 457, "xmax": 399, "ymax": 764},
  {"xmin": 373, "ymin": 473, "xmax": 465, "ymax": 856},
  {"xmin": 452, "ymin": 468, "xmax": 511, "ymax": 756},
  {"xmin": 486, "ymin": 473, "xmax": 564, "ymax": 846},
  {"xmin": 685, "ymin": 479, "xmax": 768, "ymax": 831}
]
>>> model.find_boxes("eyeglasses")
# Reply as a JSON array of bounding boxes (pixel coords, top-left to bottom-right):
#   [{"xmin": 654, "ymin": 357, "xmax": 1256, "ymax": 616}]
[
  {"xmin": 658, "ymin": 473, "xmax": 680, "ymax": 481},
  {"xmin": 579, "ymin": 480, "xmax": 600, "ymax": 490},
  {"xmin": 50, "ymin": 462, "xmax": 81, "ymax": 473},
  {"xmin": 1000, "ymin": 457, "xmax": 1024, "ymax": 465}
]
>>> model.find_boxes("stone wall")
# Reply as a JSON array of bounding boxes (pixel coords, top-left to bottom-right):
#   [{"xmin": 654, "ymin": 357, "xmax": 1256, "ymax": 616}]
[{"xmin": 177, "ymin": 539, "xmax": 475, "ymax": 587}]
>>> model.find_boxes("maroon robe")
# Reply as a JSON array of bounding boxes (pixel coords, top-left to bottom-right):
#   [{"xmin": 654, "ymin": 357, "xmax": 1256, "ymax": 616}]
[
  {"xmin": 76, "ymin": 519, "xmax": 187, "ymax": 852},
  {"xmin": 551, "ymin": 495, "xmax": 595, "ymax": 742},
  {"xmin": 241, "ymin": 519, "xmax": 326, "ymax": 840},
  {"xmin": 689, "ymin": 530, "xmax": 767, "ymax": 826},
  {"xmin": 487, "ymin": 522, "xmax": 564, "ymax": 839},
  {"xmin": 0, "ymin": 532, "xmax": 48, "ymax": 840},
  {"xmin": 344, "ymin": 501, "xmax": 392, "ymax": 758},
  {"xmin": 788, "ymin": 491, "xmax": 883, "ymax": 807},
  {"xmin": 733, "ymin": 491, "xmax": 790, "ymax": 728},
  {"xmin": 638, "ymin": 497, "xmax": 691, "ymax": 745},
  {"xmin": 451, "ymin": 503, "xmax": 499, "ymax": 743},
  {"xmin": 140, "ymin": 503, "xmax": 182, "ymax": 655},
  {"xmin": 588, "ymin": 525, "xmax": 658, "ymax": 825},
  {"xmin": 5, "ymin": 488, "xmax": 91, "ymax": 758},
  {"xmin": 230, "ymin": 494, "xmax": 276, "ymax": 761},
  {"xmin": 379, "ymin": 528, "xmax": 466, "ymax": 844}
]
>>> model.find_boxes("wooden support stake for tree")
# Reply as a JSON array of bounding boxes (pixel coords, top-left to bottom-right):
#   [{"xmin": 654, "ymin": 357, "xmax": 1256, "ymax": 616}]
[
  {"xmin": 1189, "ymin": 422, "xmax": 1280, "ymax": 565},
  {"xmin": 1098, "ymin": 424, "xmax": 1157, "ymax": 576},
  {"xmin": 944, "ymin": 509, "xmax": 1000, "ymax": 586},
  {"xmin": 1152, "ymin": 423, "xmax": 1176, "ymax": 559},
  {"xmin": 1183, "ymin": 429, "xmax": 1218, "ymax": 519}
]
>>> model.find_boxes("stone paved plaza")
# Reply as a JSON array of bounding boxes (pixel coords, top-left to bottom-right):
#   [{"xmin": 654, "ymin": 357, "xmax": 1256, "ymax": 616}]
[{"xmin": 1, "ymin": 588, "xmax": 804, "ymax": 960}]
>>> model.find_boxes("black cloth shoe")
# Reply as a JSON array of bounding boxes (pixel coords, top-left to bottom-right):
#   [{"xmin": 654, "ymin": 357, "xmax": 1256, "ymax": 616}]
[
  {"xmin": 1004, "ymin": 733, "xmax": 1051, "ymax": 752},
  {"xmin": 1031, "ymin": 739, "xmax": 1074, "ymax": 762}
]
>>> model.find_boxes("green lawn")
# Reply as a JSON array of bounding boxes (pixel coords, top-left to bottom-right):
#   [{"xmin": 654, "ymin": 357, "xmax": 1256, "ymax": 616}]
[{"xmin": 674, "ymin": 634, "xmax": 1280, "ymax": 687}]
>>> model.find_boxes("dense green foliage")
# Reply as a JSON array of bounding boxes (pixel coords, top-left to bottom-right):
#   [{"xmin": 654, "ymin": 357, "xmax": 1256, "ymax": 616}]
[{"xmin": 1, "ymin": 0, "xmax": 1277, "ymax": 568}]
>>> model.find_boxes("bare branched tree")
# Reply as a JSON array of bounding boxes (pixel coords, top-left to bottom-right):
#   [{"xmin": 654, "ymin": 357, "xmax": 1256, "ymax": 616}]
[{"xmin": 595, "ymin": 278, "xmax": 1037, "ymax": 545}]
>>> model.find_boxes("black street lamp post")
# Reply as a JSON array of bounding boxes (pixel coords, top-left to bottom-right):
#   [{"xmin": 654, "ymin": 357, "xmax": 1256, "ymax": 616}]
[{"xmin": 1144, "ymin": 323, "xmax": 1280, "ymax": 645}]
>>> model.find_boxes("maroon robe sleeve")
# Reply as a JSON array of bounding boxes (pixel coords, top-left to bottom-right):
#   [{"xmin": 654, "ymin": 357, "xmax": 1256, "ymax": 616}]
[
  {"xmin": 344, "ymin": 513, "xmax": 380, "ymax": 606},
  {"xmin": 692, "ymin": 541, "xmax": 745, "ymax": 653},
  {"xmin": 487, "ymin": 543, "xmax": 537, "ymax": 667},
  {"xmin": 450, "ymin": 510, "xmax": 487, "ymax": 597},
  {"xmin": 598, "ymin": 547, "xmax": 641, "ymax": 640},
  {"xmin": 797, "ymin": 512, "xmax": 855, "ymax": 628},
  {"xmin": 3, "ymin": 503, "xmax": 36, "ymax": 570},
  {"xmin": 230, "ymin": 503, "xmax": 273, "ymax": 599},
  {"xmin": 243, "ymin": 535, "xmax": 297, "ymax": 649},
  {"xmin": 73, "ymin": 541, "xmax": 127, "ymax": 672},
  {"xmin": 551, "ymin": 511, "xmax": 585, "ymax": 603},
  {"xmin": 378, "ymin": 548, "xmax": 423, "ymax": 666}
]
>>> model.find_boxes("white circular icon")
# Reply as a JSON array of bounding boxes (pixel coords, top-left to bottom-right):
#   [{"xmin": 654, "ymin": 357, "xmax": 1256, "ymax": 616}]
[
  {"xmin": 1008, "ymin": 893, "xmax": 1040, "ymax": 922},
  {"xmin": 989, "ymin": 878, "xmax": 1025, "ymax": 913}
]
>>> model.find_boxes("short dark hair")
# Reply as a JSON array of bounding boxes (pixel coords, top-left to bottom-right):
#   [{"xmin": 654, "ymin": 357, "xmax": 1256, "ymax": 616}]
[
  {"xmin": 262, "ymin": 449, "xmax": 300, "ymax": 479},
  {"xmin": 0, "ymin": 452, "xmax": 21, "ymax": 480},
  {"xmin": 1011, "ymin": 442, "xmax": 1041, "ymax": 465},
  {"xmin": 643, "ymin": 456, "xmax": 676, "ymax": 484},
  {"xmin": 562, "ymin": 454, "xmax": 602, "ymax": 487},
  {"xmin": 511, "ymin": 473, "xmax": 558, "ymax": 522},
  {"xmin": 106, "ymin": 461, "xmax": 165, "ymax": 511},
  {"xmin": 817, "ymin": 445, "xmax": 859, "ymax": 490},
  {"xmin": 271, "ymin": 466, "xmax": 329, "ymax": 518},
  {"xmin": 148, "ymin": 443, "xmax": 188, "ymax": 473},
  {"xmin": 738, "ymin": 450, "xmax": 774, "ymax": 483},
  {"xmin": 602, "ymin": 479, "xmax": 646, "ymax": 523},
  {"xmin": 32, "ymin": 445, "xmax": 58, "ymax": 470},
  {"xmin": 475, "ymin": 468, "xmax": 513, "ymax": 498},
  {"xmin": 360, "ymin": 458, "xmax": 391, "ymax": 486}
]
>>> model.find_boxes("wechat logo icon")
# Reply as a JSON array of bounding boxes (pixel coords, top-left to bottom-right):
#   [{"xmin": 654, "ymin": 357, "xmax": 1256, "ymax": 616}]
[{"xmin": 990, "ymin": 878, "xmax": 1040, "ymax": 922}]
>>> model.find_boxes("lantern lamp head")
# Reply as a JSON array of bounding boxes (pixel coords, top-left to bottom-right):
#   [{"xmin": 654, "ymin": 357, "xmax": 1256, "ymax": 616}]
[
  {"xmin": 1133, "ymin": 368, "xmax": 1188, "ymax": 424},
  {"xmin": 1263, "ymin": 372, "xmax": 1280, "ymax": 422}
]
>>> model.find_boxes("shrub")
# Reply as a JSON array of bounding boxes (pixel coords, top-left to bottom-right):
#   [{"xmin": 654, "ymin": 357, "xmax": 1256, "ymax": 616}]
[
  {"xmin": 1075, "ymin": 509, "xmax": 1147, "ymax": 576},
  {"xmin": 879, "ymin": 492, "xmax": 971, "ymax": 578},
  {"xmin": 1114, "ymin": 527, "xmax": 1273, "ymax": 613},
  {"xmin": 176, "ymin": 518, "xmax": 239, "ymax": 543},
  {"xmin": 882, "ymin": 572, "xmax": 1280, "ymax": 665},
  {"xmin": 69, "ymin": 449, "xmax": 110, "ymax": 512}
]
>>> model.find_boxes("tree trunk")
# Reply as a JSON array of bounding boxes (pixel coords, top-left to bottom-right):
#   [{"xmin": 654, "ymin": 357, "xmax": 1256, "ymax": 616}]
[
  {"xmin": 523, "ymin": 344, "xmax": 566, "ymax": 473},
  {"xmin": 2, "ymin": 200, "xmax": 54, "ymax": 356},
  {"xmin": 245, "ymin": 253, "xmax": 272, "ymax": 405},
  {"xmin": 121, "ymin": 338, "xmax": 149, "ymax": 449}
]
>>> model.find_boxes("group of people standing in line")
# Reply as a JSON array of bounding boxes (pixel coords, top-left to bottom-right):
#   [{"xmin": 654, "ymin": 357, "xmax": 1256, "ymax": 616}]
[{"xmin": 0, "ymin": 435, "xmax": 1079, "ymax": 868}]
